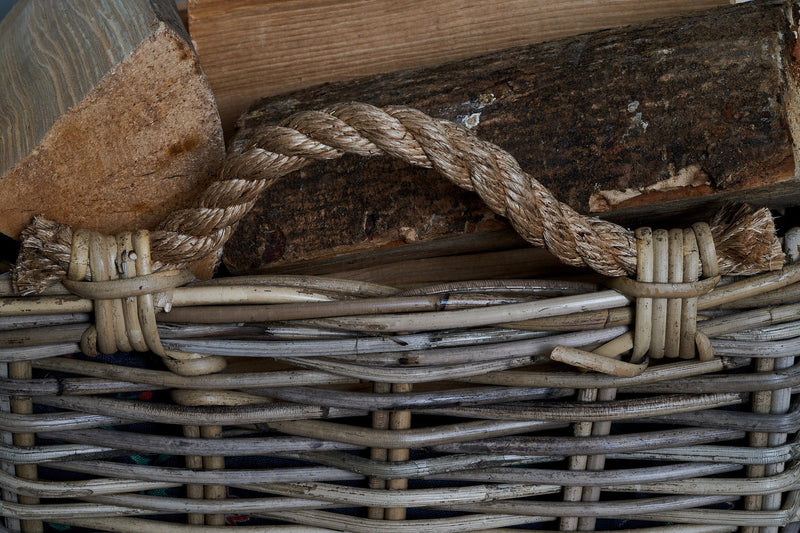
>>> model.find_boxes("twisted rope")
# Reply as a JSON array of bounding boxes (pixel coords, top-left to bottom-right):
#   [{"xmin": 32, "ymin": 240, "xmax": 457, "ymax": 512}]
[{"xmin": 13, "ymin": 102, "xmax": 784, "ymax": 295}]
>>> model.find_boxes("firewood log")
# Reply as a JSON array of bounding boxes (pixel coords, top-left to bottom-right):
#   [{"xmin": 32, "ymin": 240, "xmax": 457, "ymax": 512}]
[
  {"xmin": 223, "ymin": 1, "xmax": 799, "ymax": 279},
  {"xmin": 0, "ymin": 0, "xmax": 224, "ymax": 277}
]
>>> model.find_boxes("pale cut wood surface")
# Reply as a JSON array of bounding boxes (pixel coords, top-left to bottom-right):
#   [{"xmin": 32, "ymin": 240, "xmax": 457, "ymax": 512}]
[
  {"xmin": 0, "ymin": 0, "xmax": 224, "ymax": 265},
  {"xmin": 0, "ymin": 0, "xmax": 156, "ymax": 173},
  {"xmin": 188, "ymin": 0, "xmax": 730, "ymax": 135}
]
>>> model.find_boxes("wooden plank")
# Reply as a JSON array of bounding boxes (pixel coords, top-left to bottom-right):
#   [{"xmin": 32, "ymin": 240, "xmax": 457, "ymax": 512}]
[
  {"xmin": 187, "ymin": 0, "xmax": 729, "ymax": 135},
  {"xmin": 0, "ymin": 0, "xmax": 224, "ymax": 255},
  {"xmin": 227, "ymin": 229, "xmax": 529, "ymax": 278},
  {"xmin": 222, "ymin": 0, "xmax": 799, "ymax": 276},
  {"xmin": 288, "ymin": 247, "xmax": 592, "ymax": 289}
]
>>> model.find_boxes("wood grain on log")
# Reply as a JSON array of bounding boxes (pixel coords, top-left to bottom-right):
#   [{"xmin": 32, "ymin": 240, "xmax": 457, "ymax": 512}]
[
  {"xmin": 188, "ymin": 0, "xmax": 729, "ymax": 135},
  {"xmin": 0, "ymin": 0, "xmax": 224, "ymax": 250},
  {"xmin": 223, "ymin": 0, "xmax": 800, "ymax": 278}
]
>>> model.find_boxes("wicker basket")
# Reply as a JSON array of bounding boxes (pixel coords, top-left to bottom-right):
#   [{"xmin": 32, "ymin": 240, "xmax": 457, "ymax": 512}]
[{"xmin": 2, "ymin": 103, "xmax": 799, "ymax": 533}]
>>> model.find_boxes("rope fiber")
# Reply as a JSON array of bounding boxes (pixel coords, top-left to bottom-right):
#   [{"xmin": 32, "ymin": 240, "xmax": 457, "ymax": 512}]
[{"xmin": 13, "ymin": 102, "xmax": 784, "ymax": 295}]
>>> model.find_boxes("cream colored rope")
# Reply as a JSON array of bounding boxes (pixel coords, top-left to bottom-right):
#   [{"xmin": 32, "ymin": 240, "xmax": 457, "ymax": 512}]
[{"xmin": 13, "ymin": 102, "xmax": 784, "ymax": 295}]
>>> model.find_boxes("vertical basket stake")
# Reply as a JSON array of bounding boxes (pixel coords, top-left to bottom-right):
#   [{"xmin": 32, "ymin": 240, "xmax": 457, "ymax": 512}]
[
  {"xmin": 385, "ymin": 382, "xmax": 413, "ymax": 521},
  {"xmin": 368, "ymin": 382, "xmax": 392, "ymax": 520},
  {"xmin": 200, "ymin": 425, "xmax": 227, "ymax": 526},
  {"xmin": 173, "ymin": 390, "xmax": 227, "ymax": 526},
  {"xmin": 558, "ymin": 336, "xmax": 632, "ymax": 531},
  {"xmin": 182, "ymin": 424, "xmax": 205, "ymax": 525},
  {"xmin": 0, "ymin": 363, "xmax": 20, "ymax": 533},
  {"xmin": 560, "ymin": 388, "xmax": 597, "ymax": 531},
  {"xmin": 8, "ymin": 361, "xmax": 42, "ymax": 533},
  {"xmin": 742, "ymin": 228, "xmax": 800, "ymax": 533}
]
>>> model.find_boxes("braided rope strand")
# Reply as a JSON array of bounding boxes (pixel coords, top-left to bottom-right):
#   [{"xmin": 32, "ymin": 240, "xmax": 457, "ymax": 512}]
[{"xmin": 13, "ymin": 103, "xmax": 784, "ymax": 295}]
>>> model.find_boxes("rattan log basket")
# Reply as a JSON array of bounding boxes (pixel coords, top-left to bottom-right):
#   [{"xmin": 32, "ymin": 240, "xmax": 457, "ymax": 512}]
[{"xmin": 3, "ymin": 103, "xmax": 800, "ymax": 533}]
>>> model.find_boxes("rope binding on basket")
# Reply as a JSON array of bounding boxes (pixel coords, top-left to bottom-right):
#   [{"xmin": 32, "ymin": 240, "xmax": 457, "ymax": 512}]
[
  {"xmin": 7, "ymin": 103, "xmax": 787, "ymax": 378},
  {"xmin": 60, "ymin": 228, "xmax": 226, "ymax": 376},
  {"xmin": 609, "ymin": 223, "xmax": 720, "ymax": 362},
  {"xmin": 551, "ymin": 223, "xmax": 721, "ymax": 377}
]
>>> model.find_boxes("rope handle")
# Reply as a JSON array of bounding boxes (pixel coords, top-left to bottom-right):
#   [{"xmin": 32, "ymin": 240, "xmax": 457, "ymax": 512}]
[{"xmin": 13, "ymin": 102, "xmax": 784, "ymax": 295}]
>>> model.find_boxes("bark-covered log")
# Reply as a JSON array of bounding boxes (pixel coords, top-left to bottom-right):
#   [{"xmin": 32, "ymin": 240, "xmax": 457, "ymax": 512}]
[
  {"xmin": 188, "ymin": 0, "xmax": 728, "ymax": 135},
  {"xmin": 224, "ymin": 0, "xmax": 799, "ymax": 276}
]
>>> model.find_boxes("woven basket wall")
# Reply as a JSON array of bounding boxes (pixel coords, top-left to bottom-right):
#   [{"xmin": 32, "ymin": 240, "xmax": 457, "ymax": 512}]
[
  {"xmin": 3, "ymin": 103, "xmax": 800, "ymax": 533},
  {"xmin": 3, "ymin": 248, "xmax": 800, "ymax": 533}
]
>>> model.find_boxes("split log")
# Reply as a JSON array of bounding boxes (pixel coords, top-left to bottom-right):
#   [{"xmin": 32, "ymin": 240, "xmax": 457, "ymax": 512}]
[
  {"xmin": 0, "ymin": 0, "xmax": 224, "ymax": 270},
  {"xmin": 223, "ymin": 0, "xmax": 800, "ymax": 277},
  {"xmin": 188, "ymin": 0, "xmax": 729, "ymax": 135}
]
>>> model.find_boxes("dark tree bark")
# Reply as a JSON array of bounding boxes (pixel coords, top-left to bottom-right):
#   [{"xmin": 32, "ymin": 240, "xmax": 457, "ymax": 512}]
[{"xmin": 225, "ymin": 0, "xmax": 799, "ymax": 276}]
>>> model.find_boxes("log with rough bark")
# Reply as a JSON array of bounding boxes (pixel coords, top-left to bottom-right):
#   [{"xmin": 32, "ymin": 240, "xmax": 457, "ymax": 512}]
[
  {"xmin": 188, "ymin": 0, "xmax": 729, "ymax": 136},
  {"xmin": 0, "ymin": 0, "xmax": 224, "ymax": 265},
  {"xmin": 222, "ymin": 0, "xmax": 800, "ymax": 278}
]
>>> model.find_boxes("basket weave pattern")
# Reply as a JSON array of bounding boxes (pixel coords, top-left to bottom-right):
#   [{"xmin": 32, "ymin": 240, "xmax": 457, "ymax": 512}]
[{"xmin": 2, "ymin": 104, "xmax": 799, "ymax": 533}]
